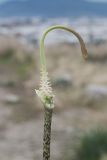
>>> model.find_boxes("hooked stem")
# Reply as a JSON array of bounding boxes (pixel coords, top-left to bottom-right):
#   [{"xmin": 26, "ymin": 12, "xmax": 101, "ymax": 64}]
[
  {"xmin": 40, "ymin": 25, "xmax": 88, "ymax": 72},
  {"xmin": 39, "ymin": 25, "xmax": 88, "ymax": 160}
]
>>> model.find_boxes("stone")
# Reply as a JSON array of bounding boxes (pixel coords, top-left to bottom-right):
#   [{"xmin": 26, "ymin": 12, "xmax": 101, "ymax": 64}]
[
  {"xmin": 85, "ymin": 84, "xmax": 107, "ymax": 99},
  {"xmin": 5, "ymin": 94, "xmax": 20, "ymax": 104},
  {"xmin": 53, "ymin": 74, "xmax": 73, "ymax": 88}
]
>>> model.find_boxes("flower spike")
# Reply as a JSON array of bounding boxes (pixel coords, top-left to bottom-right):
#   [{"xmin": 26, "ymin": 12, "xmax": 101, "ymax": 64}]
[
  {"xmin": 35, "ymin": 25, "xmax": 88, "ymax": 160},
  {"xmin": 35, "ymin": 25, "xmax": 88, "ymax": 109}
]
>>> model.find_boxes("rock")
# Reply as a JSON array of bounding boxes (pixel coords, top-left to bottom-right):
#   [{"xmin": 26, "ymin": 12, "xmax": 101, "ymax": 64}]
[
  {"xmin": 0, "ymin": 80, "xmax": 16, "ymax": 87},
  {"xmin": 53, "ymin": 74, "xmax": 73, "ymax": 88},
  {"xmin": 85, "ymin": 84, "xmax": 107, "ymax": 99},
  {"xmin": 5, "ymin": 94, "xmax": 20, "ymax": 104}
]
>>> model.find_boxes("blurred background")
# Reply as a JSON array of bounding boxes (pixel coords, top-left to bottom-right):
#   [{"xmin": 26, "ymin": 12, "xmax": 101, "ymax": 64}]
[{"xmin": 1, "ymin": 0, "xmax": 107, "ymax": 160}]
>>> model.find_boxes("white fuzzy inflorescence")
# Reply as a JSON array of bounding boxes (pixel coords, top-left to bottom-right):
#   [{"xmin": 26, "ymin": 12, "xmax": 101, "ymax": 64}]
[
  {"xmin": 39, "ymin": 69, "xmax": 53, "ymax": 96},
  {"xmin": 35, "ymin": 69, "xmax": 54, "ymax": 109}
]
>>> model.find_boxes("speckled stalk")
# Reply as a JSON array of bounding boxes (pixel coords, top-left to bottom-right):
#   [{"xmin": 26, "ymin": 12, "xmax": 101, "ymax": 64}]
[{"xmin": 43, "ymin": 107, "xmax": 53, "ymax": 160}]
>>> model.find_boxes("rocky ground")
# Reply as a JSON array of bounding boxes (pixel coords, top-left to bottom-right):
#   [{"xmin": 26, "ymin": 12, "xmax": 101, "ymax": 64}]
[{"xmin": 0, "ymin": 40, "xmax": 107, "ymax": 160}]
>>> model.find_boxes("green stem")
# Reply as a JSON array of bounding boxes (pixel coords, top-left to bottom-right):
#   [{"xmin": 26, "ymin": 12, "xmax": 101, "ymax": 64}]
[
  {"xmin": 39, "ymin": 25, "xmax": 88, "ymax": 160},
  {"xmin": 40, "ymin": 25, "xmax": 88, "ymax": 71},
  {"xmin": 43, "ymin": 107, "xmax": 53, "ymax": 160}
]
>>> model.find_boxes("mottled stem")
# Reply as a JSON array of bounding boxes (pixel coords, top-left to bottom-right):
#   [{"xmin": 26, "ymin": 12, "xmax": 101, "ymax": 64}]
[{"xmin": 43, "ymin": 107, "xmax": 53, "ymax": 160}]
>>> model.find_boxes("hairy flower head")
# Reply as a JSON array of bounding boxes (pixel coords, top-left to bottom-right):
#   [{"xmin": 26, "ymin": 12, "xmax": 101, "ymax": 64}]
[{"xmin": 35, "ymin": 68, "xmax": 54, "ymax": 109}]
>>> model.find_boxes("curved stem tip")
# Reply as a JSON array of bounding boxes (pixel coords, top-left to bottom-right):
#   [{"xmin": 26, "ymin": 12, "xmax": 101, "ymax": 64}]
[{"xmin": 40, "ymin": 25, "xmax": 88, "ymax": 72}]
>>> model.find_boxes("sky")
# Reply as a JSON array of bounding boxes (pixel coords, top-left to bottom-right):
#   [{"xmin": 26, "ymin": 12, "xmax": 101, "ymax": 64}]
[
  {"xmin": 0, "ymin": 0, "xmax": 27, "ymax": 4},
  {"xmin": 0, "ymin": 0, "xmax": 8, "ymax": 3},
  {"xmin": 85, "ymin": 0, "xmax": 107, "ymax": 2},
  {"xmin": 0, "ymin": 0, "xmax": 107, "ymax": 4}
]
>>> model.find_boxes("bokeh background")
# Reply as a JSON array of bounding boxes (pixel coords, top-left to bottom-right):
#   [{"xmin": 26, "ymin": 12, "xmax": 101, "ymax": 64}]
[{"xmin": 1, "ymin": 0, "xmax": 107, "ymax": 160}]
